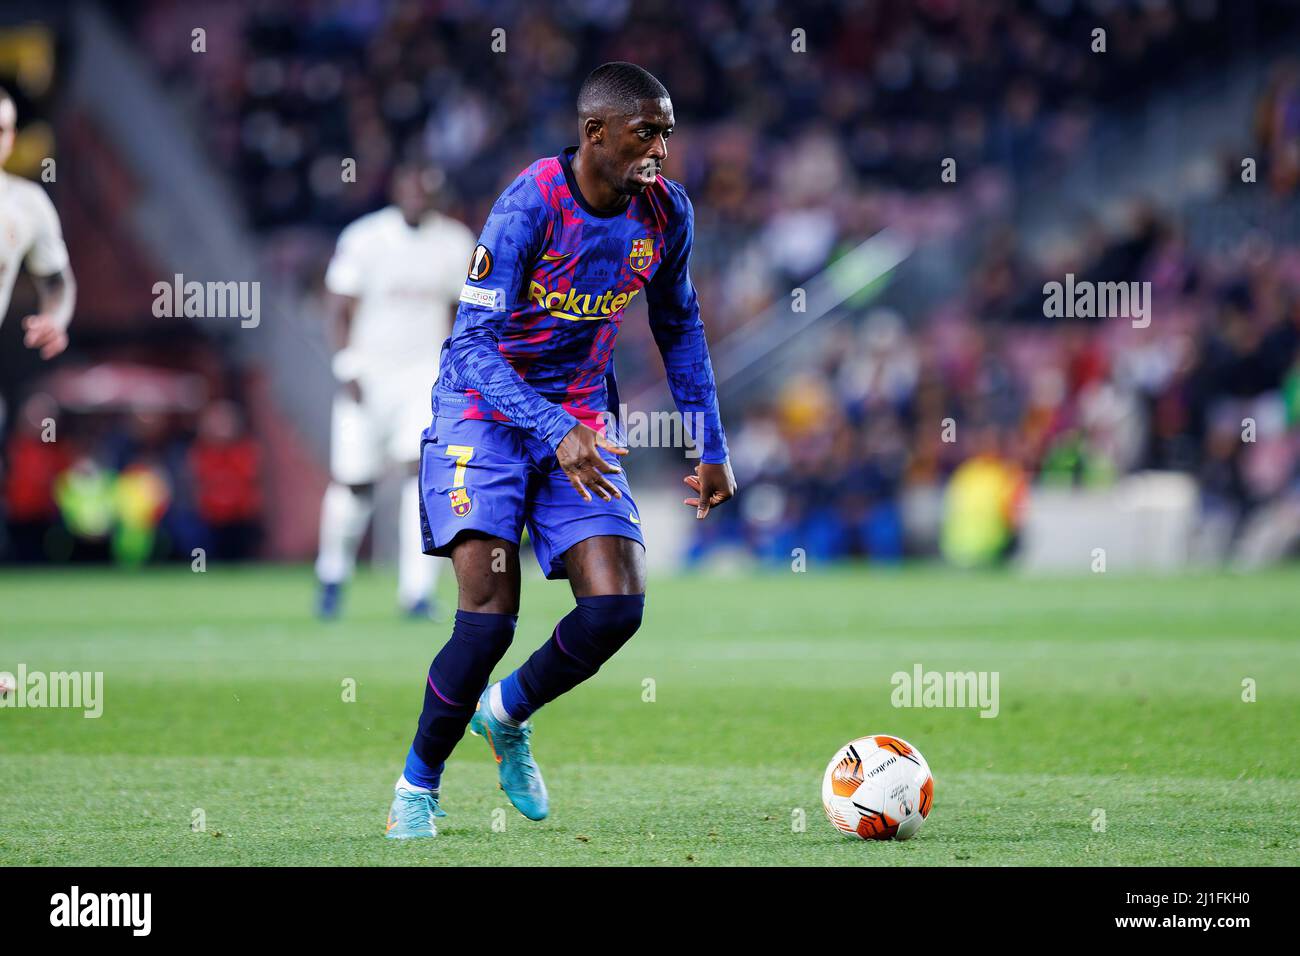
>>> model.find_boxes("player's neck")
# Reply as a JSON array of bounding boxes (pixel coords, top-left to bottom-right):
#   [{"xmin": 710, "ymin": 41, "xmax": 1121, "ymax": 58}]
[
  {"xmin": 400, "ymin": 209, "xmax": 430, "ymax": 229},
  {"xmin": 570, "ymin": 150, "xmax": 629, "ymax": 215}
]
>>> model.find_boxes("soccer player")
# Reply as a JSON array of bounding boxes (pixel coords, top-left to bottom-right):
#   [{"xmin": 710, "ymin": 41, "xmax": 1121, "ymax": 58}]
[
  {"xmin": 0, "ymin": 87, "xmax": 76, "ymax": 361},
  {"xmin": 315, "ymin": 160, "xmax": 476, "ymax": 620},
  {"xmin": 385, "ymin": 62, "xmax": 737, "ymax": 838}
]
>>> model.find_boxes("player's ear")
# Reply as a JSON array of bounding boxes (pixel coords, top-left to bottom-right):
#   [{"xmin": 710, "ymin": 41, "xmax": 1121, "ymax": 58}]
[{"xmin": 583, "ymin": 116, "xmax": 604, "ymax": 145}]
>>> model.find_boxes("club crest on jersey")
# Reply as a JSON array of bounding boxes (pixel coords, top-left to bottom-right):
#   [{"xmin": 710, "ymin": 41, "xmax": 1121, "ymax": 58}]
[
  {"xmin": 467, "ymin": 244, "xmax": 493, "ymax": 281},
  {"xmin": 449, "ymin": 487, "xmax": 472, "ymax": 517},
  {"xmin": 628, "ymin": 237, "xmax": 654, "ymax": 273}
]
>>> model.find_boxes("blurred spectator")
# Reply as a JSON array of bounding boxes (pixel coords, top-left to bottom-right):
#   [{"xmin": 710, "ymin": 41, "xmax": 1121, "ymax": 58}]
[
  {"xmin": 2, "ymin": 394, "xmax": 71, "ymax": 562},
  {"xmin": 187, "ymin": 401, "xmax": 263, "ymax": 561},
  {"xmin": 940, "ymin": 424, "xmax": 1026, "ymax": 567},
  {"xmin": 112, "ymin": 460, "xmax": 172, "ymax": 566},
  {"xmin": 1254, "ymin": 59, "xmax": 1300, "ymax": 196},
  {"xmin": 52, "ymin": 456, "xmax": 116, "ymax": 562}
]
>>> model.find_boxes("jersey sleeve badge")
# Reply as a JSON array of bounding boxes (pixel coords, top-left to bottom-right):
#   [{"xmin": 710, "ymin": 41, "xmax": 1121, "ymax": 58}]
[{"xmin": 468, "ymin": 244, "xmax": 493, "ymax": 281}]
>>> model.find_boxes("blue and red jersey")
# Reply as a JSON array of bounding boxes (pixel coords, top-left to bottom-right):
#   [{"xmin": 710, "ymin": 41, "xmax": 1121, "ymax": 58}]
[{"xmin": 436, "ymin": 146, "xmax": 729, "ymax": 463}]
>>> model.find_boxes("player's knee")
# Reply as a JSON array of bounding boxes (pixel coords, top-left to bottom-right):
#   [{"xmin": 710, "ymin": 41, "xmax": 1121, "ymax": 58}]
[
  {"xmin": 456, "ymin": 585, "xmax": 519, "ymax": 616},
  {"xmin": 570, "ymin": 593, "xmax": 645, "ymax": 668},
  {"xmin": 462, "ymin": 610, "xmax": 518, "ymax": 658},
  {"xmin": 429, "ymin": 610, "xmax": 518, "ymax": 707}
]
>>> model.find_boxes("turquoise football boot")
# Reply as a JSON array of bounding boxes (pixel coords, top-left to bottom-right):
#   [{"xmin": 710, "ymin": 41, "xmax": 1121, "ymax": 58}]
[
  {"xmin": 468, "ymin": 689, "xmax": 549, "ymax": 821},
  {"xmin": 385, "ymin": 785, "xmax": 447, "ymax": 839}
]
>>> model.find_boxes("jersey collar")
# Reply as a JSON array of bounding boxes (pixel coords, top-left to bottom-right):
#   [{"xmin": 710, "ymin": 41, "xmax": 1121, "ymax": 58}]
[{"xmin": 559, "ymin": 146, "xmax": 630, "ymax": 219}]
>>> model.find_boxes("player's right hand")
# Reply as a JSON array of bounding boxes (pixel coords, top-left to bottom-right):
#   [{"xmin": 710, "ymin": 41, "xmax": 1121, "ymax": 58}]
[
  {"xmin": 22, "ymin": 314, "xmax": 69, "ymax": 360},
  {"xmin": 557, "ymin": 423, "xmax": 627, "ymax": 503}
]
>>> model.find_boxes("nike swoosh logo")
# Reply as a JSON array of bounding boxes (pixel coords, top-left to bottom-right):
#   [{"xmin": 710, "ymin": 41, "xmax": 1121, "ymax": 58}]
[
  {"xmin": 540, "ymin": 251, "xmax": 572, "ymax": 261},
  {"xmin": 629, "ymin": 513, "xmax": 640, "ymax": 525}
]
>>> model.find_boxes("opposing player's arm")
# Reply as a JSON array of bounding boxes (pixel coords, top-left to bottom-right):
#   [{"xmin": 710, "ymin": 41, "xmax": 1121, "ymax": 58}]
[
  {"xmin": 22, "ymin": 186, "xmax": 75, "ymax": 360},
  {"xmin": 23, "ymin": 268, "xmax": 75, "ymax": 360},
  {"xmin": 323, "ymin": 222, "xmax": 366, "ymax": 401},
  {"xmin": 324, "ymin": 291, "xmax": 358, "ymax": 352},
  {"xmin": 324, "ymin": 291, "xmax": 363, "ymax": 402},
  {"xmin": 645, "ymin": 188, "xmax": 736, "ymax": 517}
]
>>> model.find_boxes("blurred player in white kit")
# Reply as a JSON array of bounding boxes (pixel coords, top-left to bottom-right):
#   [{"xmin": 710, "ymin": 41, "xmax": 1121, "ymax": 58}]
[
  {"xmin": 315, "ymin": 159, "xmax": 475, "ymax": 619},
  {"xmin": 0, "ymin": 87, "xmax": 76, "ymax": 360}
]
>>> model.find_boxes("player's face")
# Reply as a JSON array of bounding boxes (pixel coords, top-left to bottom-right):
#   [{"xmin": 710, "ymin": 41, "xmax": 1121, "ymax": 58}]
[
  {"xmin": 607, "ymin": 98, "xmax": 674, "ymax": 194},
  {"xmin": 392, "ymin": 165, "xmax": 442, "ymax": 222},
  {"xmin": 0, "ymin": 99, "xmax": 15, "ymax": 167}
]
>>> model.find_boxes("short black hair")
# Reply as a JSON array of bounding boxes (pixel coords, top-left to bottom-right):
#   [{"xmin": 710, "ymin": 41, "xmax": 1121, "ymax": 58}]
[{"xmin": 576, "ymin": 62, "xmax": 668, "ymax": 119}]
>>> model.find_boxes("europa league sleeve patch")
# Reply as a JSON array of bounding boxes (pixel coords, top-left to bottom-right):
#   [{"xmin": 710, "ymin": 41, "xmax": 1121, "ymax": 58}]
[{"xmin": 467, "ymin": 244, "xmax": 493, "ymax": 281}]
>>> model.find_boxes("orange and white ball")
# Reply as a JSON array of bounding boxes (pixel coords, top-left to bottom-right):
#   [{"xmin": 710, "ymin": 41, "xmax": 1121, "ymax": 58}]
[{"xmin": 822, "ymin": 735, "xmax": 934, "ymax": 841}]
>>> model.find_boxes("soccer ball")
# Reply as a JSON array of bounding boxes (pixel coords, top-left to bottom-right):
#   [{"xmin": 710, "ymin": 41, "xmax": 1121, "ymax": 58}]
[{"xmin": 821, "ymin": 735, "xmax": 934, "ymax": 841}]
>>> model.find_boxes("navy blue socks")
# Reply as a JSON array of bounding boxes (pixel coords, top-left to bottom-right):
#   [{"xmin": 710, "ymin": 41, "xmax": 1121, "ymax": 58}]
[
  {"xmin": 403, "ymin": 595, "xmax": 645, "ymax": 787},
  {"xmin": 405, "ymin": 609, "xmax": 517, "ymax": 787},
  {"xmin": 501, "ymin": 594, "xmax": 645, "ymax": 721}
]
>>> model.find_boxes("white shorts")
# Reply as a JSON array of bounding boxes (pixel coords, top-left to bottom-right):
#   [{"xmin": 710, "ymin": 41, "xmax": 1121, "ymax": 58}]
[{"xmin": 330, "ymin": 364, "xmax": 436, "ymax": 485}]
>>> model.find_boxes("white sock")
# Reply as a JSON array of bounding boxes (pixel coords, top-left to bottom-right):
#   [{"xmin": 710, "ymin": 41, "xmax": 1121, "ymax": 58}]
[
  {"xmin": 315, "ymin": 482, "xmax": 373, "ymax": 583},
  {"xmin": 397, "ymin": 475, "xmax": 437, "ymax": 607},
  {"xmin": 396, "ymin": 773, "xmax": 434, "ymax": 794},
  {"xmin": 489, "ymin": 682, "xmax": 523, "ymax": 727}
]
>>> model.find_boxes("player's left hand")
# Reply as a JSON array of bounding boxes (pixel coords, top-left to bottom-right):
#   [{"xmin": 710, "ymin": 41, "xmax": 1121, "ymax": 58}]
[
  {"xmin": 683, "ymin": 460, "xmax": 736, "ymax": 519},
  {"xmin": 22, "ymin": 314, "xmax": 69, "ymax": 360}
]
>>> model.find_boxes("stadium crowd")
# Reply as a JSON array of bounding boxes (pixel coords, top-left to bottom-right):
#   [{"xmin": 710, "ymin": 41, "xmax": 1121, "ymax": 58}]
[
  {"xmin": 706, "ymin": 209, "xmax": 1300, "ymax": 565},
  {"xmin": 4, "ymin": 0, "xmax": 1299, "ymax": 564},
  {"xmin": 1, "ymin": 391, "xmax": 262, "ymax": 565},
  {"xmin": 132, "ymin": 0, "xmax": 1281, "ymax": 226},
  {"xmin": 129, "ymin": 0, "xmax": 1299, "ymax": 363}
]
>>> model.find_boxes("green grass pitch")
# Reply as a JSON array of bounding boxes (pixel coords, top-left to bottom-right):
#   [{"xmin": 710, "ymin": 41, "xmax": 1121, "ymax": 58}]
[{"xmin": 2, "ymin": 563, "xmax": 1296, "ymax": 866}]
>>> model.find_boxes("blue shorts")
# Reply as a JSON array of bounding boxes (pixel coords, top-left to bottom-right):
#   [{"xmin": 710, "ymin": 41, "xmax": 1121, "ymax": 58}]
[{"xmin": 418, "ymin": 413, "xmax": 644, "ymax": 579}]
